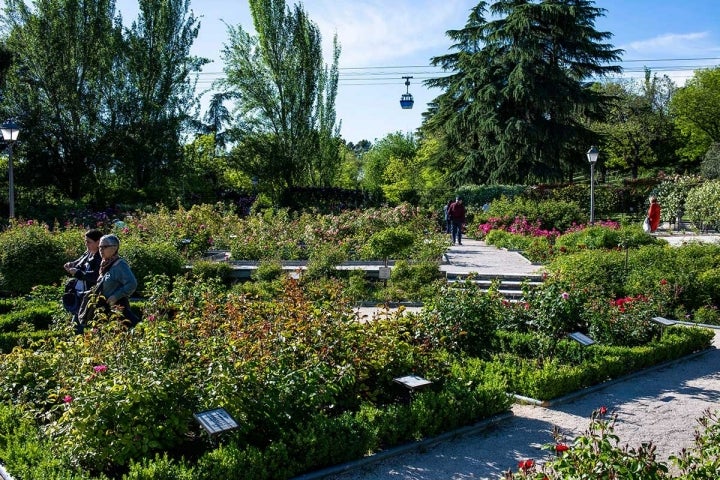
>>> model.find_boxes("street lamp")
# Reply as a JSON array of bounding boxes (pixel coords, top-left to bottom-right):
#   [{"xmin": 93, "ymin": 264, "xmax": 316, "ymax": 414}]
[
  {"xmin": 1, "ymin": 120, "xmax": 21, "ymax": 218},
  {"xmin": 586, "ymin": 146, "xmax": 599, "ymax": 226}
]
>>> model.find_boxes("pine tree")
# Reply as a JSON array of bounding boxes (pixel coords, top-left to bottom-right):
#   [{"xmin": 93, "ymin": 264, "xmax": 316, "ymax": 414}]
[{"xmin": 423, "ymin": 0, "xmax": 622, "ymax": 184}]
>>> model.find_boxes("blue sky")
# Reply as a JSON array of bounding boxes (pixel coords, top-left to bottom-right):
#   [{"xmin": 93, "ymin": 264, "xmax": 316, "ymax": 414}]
[{"xmin": 18, "ymin": 0, "xmax": 720, "ymax": 143}]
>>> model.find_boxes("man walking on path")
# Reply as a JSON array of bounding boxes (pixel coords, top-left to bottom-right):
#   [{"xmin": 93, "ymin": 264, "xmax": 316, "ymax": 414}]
[{"xmin": 448, "ymin": 197, "xmax": 466, "ymax": 245}]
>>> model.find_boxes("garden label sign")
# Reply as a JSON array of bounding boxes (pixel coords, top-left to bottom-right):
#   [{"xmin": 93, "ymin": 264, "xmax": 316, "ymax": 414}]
[{"xmin": 194, "ymin": 408, "xmax": 239, "ymax": 436}]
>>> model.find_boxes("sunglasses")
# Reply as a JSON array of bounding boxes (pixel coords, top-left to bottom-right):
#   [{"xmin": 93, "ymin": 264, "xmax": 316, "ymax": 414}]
[{"xmin": 98, "ymin": 244, "xmax": 117, "ymax": 250}]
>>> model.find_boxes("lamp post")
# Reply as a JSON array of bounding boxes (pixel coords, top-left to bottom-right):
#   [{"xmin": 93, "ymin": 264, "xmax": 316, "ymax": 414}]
[
  {"xmin": 586, "ymin": 146, "xmax": 599, "ymax": 226},
  {"xmin": 1, "ymin": 120, "xmax": 21, "ymax": 218}
]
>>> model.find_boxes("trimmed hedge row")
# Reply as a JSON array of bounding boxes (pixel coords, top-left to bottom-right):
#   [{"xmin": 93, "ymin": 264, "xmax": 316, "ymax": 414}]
[{"xmin": 491, "ymin": 326, "xmax": 713, "ymax": 401}]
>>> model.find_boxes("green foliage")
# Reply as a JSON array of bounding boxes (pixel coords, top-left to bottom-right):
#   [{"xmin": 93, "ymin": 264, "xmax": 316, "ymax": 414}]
[
  {"xmin": 252, "ymin": 258, "xmax": 284, "ymax": 282},
  {"xmin": 496, "ymin": 326, "xmax": 712, "ymax": 401},
  {"xmin": 555, "ymin": 224, "xmax": 656, "ymax": 252},
  {"xmin": 684, "ymin": 179, "xmax": 720, "ymax": 231},
  {"xmin": 362, "ymin": 226, "xmax": 415, "ymax": 261},
  {"xmin": 0, "ymin": 304, "xmax": 55, "ymax": 333},
  {"xmin": 189, "ymin": 260, "xmax": 233, "ymax": 284},
  {"xmin": 548, "ymin": 248, "xmax": 627, "ymax": 298},
  {"xmin": 423, "ymin": 1, "xmax": 621, "ymax": 183},
  {"xmin": 1, "ymin": 0, "xmax": 204, "ymax": 207},
  {"xmin": 670, "ymin": 66, "xmax": 720, "ymax": 162},
  {"xmin": 303, "ymin": 242, "xmax": 348, "ymax": 281},
  {"xmin": 523, "ymin": 281, "xmax": 587, "ymax": 340},
  {"xmin": 652, "ymin": 175, "xmax": 705, "ymax": 222},
  {"xmin": 122, "ymin": 240, "xmax": 185, "ymax": 295},
  {"xmin": 0, "ymin": 404, "xmax": 98, "ymax": 480},
  {"xmin": 384, "ymin": 260, "xmax": 443, "ymax": 303},
  {"xmin": 592, "ymin": 71, "xmax": 678, "ymax": 178},
  {"xmin": 701, "ymin": 143, "xmax": 720, "ymax": 179},
  {"xmin": 419, "ymin": 279, "xmax": 504, "ymax": 356},
  {"xmin": 485, "ymin": 230, "xmax": 534, "ymax": 251},
  {"xmin": 455, "ymin": 184, "xmax": 527, "ymax": 208},
  {"xmin": 220, "ymin": 0, "xmax": 341, "ymax": 191},
  {"xmin": 672, "ymin": 409, "xmax": 720, "ymax": 478},
  {"xmin": 0, "ymin": 222, "xmax": 66, "ymax": 294},
  {"xmin": 485, "ymin": 196, "xmax": 585, "ymax": 231}
]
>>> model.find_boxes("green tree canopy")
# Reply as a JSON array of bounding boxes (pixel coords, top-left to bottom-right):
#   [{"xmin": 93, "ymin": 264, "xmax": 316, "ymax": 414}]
[
  {"xmin": 423, "ymin": 0, "xmax": 622, "ymax": 184},
  {"xmin": 592, "ymin": 70, "xmax": 678, "ymax": 178},
  {"xmin": 670, "ymin": 66, "xmax": 720, "ymax": 163},
  {"xmin": 0, "ymin": 0, "xmax": 205, "ymax": 210},
  {"xmin": 219, "ymin": 0, "xmax": 341, "ymax": 198}
]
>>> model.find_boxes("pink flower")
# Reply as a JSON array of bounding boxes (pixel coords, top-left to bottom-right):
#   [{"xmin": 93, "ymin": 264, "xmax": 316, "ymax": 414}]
[
  {"xmin": 560, "ymin": 292, "xmax": 570, "ymax": 300},
  {"xmin": 63, "ymin": 395, "xmax": 73, "ymax": 403},
  {"xmin": 599, "ymin": 405, "xmax": 608, "ymax": 415},
  {"xmin": 147, "ymin": 314, "xmax": 156, "ymax": 322},
  {"xmin": 93, "ymin": 365, "xmax": 107, "ymax": 373}
]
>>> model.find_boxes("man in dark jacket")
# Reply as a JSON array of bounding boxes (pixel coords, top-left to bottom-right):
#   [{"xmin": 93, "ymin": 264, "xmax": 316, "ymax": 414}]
[{"xmin": 448, "ymin": 197, "xmax": 466, "ymax": 245}]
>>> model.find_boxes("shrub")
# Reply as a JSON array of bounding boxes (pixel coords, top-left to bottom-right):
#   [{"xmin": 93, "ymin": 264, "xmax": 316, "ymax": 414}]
[
  {"xmin": 122, "ymin": 240, "xmax": 185, "ymax": 294},
  {"xmin": 419, "ymin": 279, "xmax": 504, "ymax": 356},
  {"xmin": 485, "ymin": 230, "xmax": 533, "ymax": 251},
  {"xmin": 701, "ymin": 142, "xmax": 720, "ymax": 180},
  {"xmin": 361, "ymin": 226, "xmax": 415, "ymax": 262},
  {"xmin": 548, "ymin": 248, "xmax": 627, "ymax": 299},
  {"xmin": 684, "ymin": 179, "xmax": 720, "ymax": 231},
  {"xmin": 303, "ymin": 242, "xmax": 348, "ymax": 281},
  {"xmin": 0, "ymin": 222, "xmax": 66, "ymax": 294},
  {"xmin": 384, "ymin": 260, "xmax": 443, "ymax": 302},
  {"xmin": 252, "ymin": 258, "xmax": 284, "ymax": 282},
  {"xmin": 0, "ymin": 304, "xmax": 56, "ymax": 332},
  {"xmin": 585, "ymin": 293, "xmax": 663, "ymax": 346},
  {"xmin": 189, "ymin": 260, "xmax": 233, "ymax": 284},
  {"xmin": 486, "ymin": 196, "xmax": 585, "ymax": 232},
  {"xmin": 652, "ymin": 174, "xmax": 704, "ymax": 223}
]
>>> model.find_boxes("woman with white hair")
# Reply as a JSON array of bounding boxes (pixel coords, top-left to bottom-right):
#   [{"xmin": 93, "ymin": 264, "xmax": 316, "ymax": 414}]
[{"xmin": 95, "ymin": 234, "xmax": 140, "ymax": 327}]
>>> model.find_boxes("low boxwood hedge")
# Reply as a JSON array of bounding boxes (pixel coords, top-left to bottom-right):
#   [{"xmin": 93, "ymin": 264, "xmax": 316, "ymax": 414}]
[{"xmin": 491, "ymin": 326, "xmax": 713, "ymax": 401}]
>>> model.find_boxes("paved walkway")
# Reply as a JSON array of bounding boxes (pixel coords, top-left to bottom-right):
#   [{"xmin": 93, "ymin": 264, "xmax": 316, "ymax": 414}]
[
  {"xmin": 336, "ymin": 235, "xmax": 720, "ymax": 479},
  {"xmin": 319, "ymin": 333, "xmax": 720, "ymax": 480}
]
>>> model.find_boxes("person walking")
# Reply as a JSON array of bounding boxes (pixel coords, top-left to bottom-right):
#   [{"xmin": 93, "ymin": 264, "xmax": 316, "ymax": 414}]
[
  {"xmin": 95, "ymin": 234, "xmax": 140, "ymax": 328},
  {"xmin": 647, "ymin": 196, "xmax": 661, "ymax": 233},
  {"xmin": 443, "ymin": 199, "xmax": 453, "ymax": 234},
  {"xmin": 448, "ymin": 197, "xmax": 466, "ymax": 245},
  {"xmin": 63, "ymin": 229, "xmax": 103, "ymax": 328}
]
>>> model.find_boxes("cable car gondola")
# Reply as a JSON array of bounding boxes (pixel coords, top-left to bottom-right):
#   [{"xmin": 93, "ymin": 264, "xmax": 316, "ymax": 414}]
[{"xmin": 400, "ymin": 76, "xmax": 414, "ymax": 109}]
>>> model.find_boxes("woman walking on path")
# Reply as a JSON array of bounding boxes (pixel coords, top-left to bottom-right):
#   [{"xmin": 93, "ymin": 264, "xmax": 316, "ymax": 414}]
[
  {"xmin": 96, "ymin": 234, "xmax": 140, "ymax": 328},
  {"xmin": 647, "ymin": 196, "xmax": 661, "ymax": 233}
]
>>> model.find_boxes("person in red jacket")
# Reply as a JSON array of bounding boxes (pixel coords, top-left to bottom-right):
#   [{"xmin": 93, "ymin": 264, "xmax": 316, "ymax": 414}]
[
  {"xmin": 647, "ymin": 196, "xmax": 661, "ymax": 233},
  {"xmin": 448, "ymin": 197, "xmax": 466, "ymax": 245}
]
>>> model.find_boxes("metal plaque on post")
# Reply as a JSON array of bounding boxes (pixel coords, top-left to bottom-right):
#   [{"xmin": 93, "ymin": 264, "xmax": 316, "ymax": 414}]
[
  {"xmin": 651, "ymin": 317, "xmax": 676, "ymax": 326},
  {"xmin": 568, "ymin": 332, "xmax": 595, "ymax": 346},
  {"xmin": 378, "ymin": 267, "xmax": 391, "ymax": 280},
  {"xmin": 194, "ymin": 408, "xmax": 239, "ymax": 436},
  {"xmin": 393, "ymin": 375, "xmax": 432, "ymax": 391}
]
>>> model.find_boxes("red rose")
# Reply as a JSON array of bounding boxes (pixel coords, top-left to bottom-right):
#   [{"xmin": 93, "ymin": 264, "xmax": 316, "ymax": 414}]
[{"xmin": 518, "ymin": 459, "xmax": 535, "ymax": 471}]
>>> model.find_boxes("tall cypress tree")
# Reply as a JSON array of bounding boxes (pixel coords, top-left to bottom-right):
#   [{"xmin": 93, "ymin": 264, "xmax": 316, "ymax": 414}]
[{"xmin": 423, "ymin": 0, "xmax": 622, "ymax": 184}]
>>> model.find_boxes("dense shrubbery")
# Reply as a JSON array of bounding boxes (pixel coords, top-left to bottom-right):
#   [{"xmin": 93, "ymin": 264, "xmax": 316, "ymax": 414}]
[{"xmin": 0, "ymin": 201, "xmax": 719, "ymax": 479}]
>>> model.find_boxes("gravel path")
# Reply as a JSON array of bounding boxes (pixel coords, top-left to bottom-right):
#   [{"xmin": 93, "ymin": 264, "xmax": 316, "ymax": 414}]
[{"xmin": 319, "ymin": 331, "xmax": 720, "ymax": 480}]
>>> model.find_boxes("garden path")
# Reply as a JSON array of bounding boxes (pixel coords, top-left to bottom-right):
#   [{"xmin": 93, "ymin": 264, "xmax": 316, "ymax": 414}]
[
  {"xmin": 353, "ymin": 239, "xmax": 543, "ymax": 321},
  {"xmin": 306, "ymin": 330, "xmax": 720, "ymax": 480},
  {"xmin": 330, "ymin": 234, "xmax": 720, "ymax": 480}
]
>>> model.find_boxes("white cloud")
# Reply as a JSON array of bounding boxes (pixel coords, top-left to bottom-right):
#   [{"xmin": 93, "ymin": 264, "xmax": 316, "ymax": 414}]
[
  {"xmin": 306, "ymin": 0, "xmax": 474, "ymax": 66},
  {"xmin": 622, "ymin": 31, "xmax": 711, "ymax": 55}
]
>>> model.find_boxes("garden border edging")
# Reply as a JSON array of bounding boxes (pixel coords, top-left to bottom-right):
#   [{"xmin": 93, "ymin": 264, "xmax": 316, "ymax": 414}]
[{"xmin": 291, "ymin": 411, "xmax": 514, "ymax": 480}]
